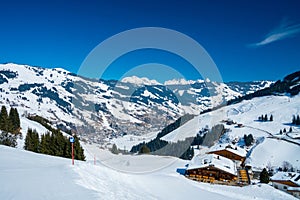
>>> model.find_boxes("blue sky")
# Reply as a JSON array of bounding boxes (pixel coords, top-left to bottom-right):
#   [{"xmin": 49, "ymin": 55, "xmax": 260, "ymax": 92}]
[{"xmin": 0, "ymin": 0, "xmax": 300, "ymax": 82}]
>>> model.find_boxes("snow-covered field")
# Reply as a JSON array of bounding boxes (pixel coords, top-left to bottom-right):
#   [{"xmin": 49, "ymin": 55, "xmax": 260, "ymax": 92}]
[
  {"xmin": 110, "ymin": 131, "xmax": 158, "ymax": 151},
  {"xmin": 0, "ymin": 144, "xmax": 296, "ymax": 200}
]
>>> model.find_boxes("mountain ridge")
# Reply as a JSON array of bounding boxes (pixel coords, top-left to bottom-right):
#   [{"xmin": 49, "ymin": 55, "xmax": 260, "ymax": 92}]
[{"xmin": 0, "ymin": 63, "xmax": 272, "ymax": 144}]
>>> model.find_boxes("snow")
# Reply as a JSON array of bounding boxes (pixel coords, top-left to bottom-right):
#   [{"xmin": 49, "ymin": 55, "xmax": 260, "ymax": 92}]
[
  {"xmin": 187, "ymin": 153, "xmax": 237, "ymax": 176},
  {"xmin": 161, "ymin": 116, "xmax": 200, "ymax": 142},
  {"xmin": 271, "ymin": 172, "xmax": 300, "ymax": 185},
  {"xmin": 161, "ymin": 94, "xmax": 300, "ymax": 171},
  {"xmin": 0, "ymin": 144, "xmax": 296, "ymax": 200},
  {"xmin": 249, "ymin": 138, "xmax": 300, "ymax": 170},
  {"xmin": 121, "ymin": 76, "xmax": 161, "ymax": 85},
  {"xmin": 111, "ymin": 131, "xmax": 158, "ymax": 151},
  {"xmin": 209, "ymin": 143, "xmax": 247, "ymax": 158},
  {"xmin": 164, "ymin": 78, "xmax": 206, "ymax": 85},
  {"xmin": 17, "ymin": 116, "xmax": 49, "ymax": 149}
]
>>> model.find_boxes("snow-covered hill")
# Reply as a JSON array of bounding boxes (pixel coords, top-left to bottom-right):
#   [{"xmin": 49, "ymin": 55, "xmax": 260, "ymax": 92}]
[
  {"xmin": 161, "ymin": 94, "xmax": 300, "ymax": 171},
  {"xmin": 0, "ymin": 63, "xmax": 271, "ymax": 144},
  {"xmin": 0, "ymin": 144, "xmax": 296, "ymax": 200}
]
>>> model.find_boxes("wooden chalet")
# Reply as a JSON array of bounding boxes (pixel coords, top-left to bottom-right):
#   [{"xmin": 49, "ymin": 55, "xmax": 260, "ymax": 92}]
[
  {"xmin": 186, "ymin": 154, "xmax": 238, "ymax": 184},
  {"xmin": 207, "ymin": 144, "xmax": 247, "ymax": 165},
  {"xmin": 271, "ymin": 172, "xmax": 300, "ymax": 197}
]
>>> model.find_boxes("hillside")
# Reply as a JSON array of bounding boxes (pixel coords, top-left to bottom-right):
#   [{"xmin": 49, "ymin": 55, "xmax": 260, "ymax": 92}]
[
  {"xmin": 0, "ymin": 63, "xmax": 271, "ymax": 145},
  {"xmin": 0, "ymin": 144, "xmax": 296, "ymax": 200},
  {"xmin": 159, "ymin": 93, "xmax": 300, "ymax": 171}
]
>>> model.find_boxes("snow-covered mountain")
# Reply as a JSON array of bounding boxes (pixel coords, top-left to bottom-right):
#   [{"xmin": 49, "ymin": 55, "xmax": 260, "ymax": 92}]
[
  {"xmin": 121, "ymin": 76, "xmax": 161, "ymax": 85},
  {"xmin": 0, "ymin": 63, "xmax": 272, "ymax": 143}
]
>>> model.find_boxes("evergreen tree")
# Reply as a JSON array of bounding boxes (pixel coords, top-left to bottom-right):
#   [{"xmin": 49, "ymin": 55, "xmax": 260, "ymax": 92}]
[
  {"xmin": 279, "ymin": 129, "xmax": 282, "ymax": 134},
  {"xmin": 269, "ymin": 115, "xmax": 273, "ymax": 121},
  {"xmin": 283, "ymin": 128, "xmax": 286, "ymax": 133},
  {"xmin": 180, "ymin": 146, "xmax": 194, "ymax": 160},
  {"xmin": 0, "ymin": 106, "xmax": 9, "ymax": 131},
  {"xmin": 260, "ymin": 168, "xmax": 270, "ymax": 183},
  {"xmin": 297, "ymin": 115, "xmax": 300, "ymax": 125},
  {"xmin": 244, "ymin": 134, "xmax": 254, "ymax": 146},
  {"xmin": 8, "ymin": 108, "xmax": 20, "ymax": 134},
  {"xmin": 289, "ymin": 127, "xmax": 293, "ymax": 133},
  {"xmin": 139, "ymin": 144, "xmax": 150, "ymax": 154},
  {"xmin": 292, "ymin": 115, "xmax": 296, "ymax": 124},
  {"xmin": 264, "ymin": 114, "xmax": 268, "ymax": 122},
  {"xmin": 261, "ymin": 115, "xmax": 264, "ymax": 121},
  {"xmin": 40, "ymin": 132, "xmax": 52, "ymax": 155},
  {"xmin": 24, "ymin": 129, "xmax": 40, "ymax": 153},
  {"xmin": 111, "ymin": 144, "xmax": 119, "ymax": 154},
  {"xmin": 73, "ymin": 135, "xmax": 85, "ymax": 161}
]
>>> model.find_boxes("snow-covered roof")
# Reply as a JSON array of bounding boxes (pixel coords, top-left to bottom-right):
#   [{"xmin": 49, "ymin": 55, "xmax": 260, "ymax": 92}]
[
  {"xmin": 271, "ymin": 172, "xmax": 300, "ymax": 186},
  {"xmin": 208, "ymin": 143, "xmax": 247, "ymax": 158},
  {"xmin": 187, "ymin": 154, "xmax": 237, "ymax": 176},
  {"xmin": 288, "ymin": 187, "xmax": 300, "ymax": 192}
]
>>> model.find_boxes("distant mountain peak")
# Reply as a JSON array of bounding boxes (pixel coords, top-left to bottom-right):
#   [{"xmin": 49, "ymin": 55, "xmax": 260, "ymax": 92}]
[
  {"xmin": 121, "ymin": 76, "xmax": 161, "ymax": 85},
  {"xmin": 164, "ymin": 78, "xmax": 206, "ymax": 85}
]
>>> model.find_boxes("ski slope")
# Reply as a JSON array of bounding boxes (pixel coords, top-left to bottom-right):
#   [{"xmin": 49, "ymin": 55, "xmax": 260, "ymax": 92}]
[{"xmin": 0, "ymin": 145, "xmax": 296, "ymax": 200}]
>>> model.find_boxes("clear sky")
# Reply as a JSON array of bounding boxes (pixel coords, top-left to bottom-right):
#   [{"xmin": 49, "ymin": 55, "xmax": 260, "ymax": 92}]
[{"xmin": 0, "ymin": 0, "xmax": 300, "ymax": 82}]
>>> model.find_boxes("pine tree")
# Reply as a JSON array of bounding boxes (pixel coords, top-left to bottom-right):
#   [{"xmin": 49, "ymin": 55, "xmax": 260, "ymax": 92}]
[
  {"xmin": 292, "ymin": 115, "xmax": 296, "ymax": 124},
  {"xmin": 111, "ymin": 144, "xmax": 119, "ymax": 154},
  {"xmin": 24, "ymin": 128, "xmax": 40, "ymax": 153},
  {"xmin": 139, "ymin": 144, "xmax": 150, "ymax": 154},
  {"xmin": 0, "ymin": 106, "xmax": 9, "ymax": 131},
  {"xmin": 283, "ymin": 128, "xmax": 286, "ymax": 133},
  {"xmin": 297, "ymin": 115, "xmax": 300, "ymax": 125},
  {"xmin": 279, "ymin": 129, "xmax": 283, "ymax": 134},
  {"xmin": 73, "ymin": 135, "xmax": 85, "ymax": 161},
  {"xmin": 244, "ymin": 134, "xmax": 254, "ymax": 146},
  {"xmin": 40, "ymin": 132, "xmax": 52, "ymax": 155},
  {"xmin": 289, "ymin": 127, "xmax": 293, "ymax": 133},
  {"xmin": 269, "ymin": 115, "xmax": 273, "ymax": 121},
  {"xmin": 8, "ymin": 108, "xmax": 20, "ymax": 134},
  {"xmin": 264, "ymin": 114, "xmax": 268, "ymax": 122},
  {"xmin": 260, "ymin": 168, "xmax": 270, "ymax": 183}
]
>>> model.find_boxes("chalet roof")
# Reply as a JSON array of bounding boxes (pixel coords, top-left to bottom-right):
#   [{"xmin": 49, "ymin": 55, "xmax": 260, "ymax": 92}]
[
  {"xmin": 208, "ymin": 143, "xmax": 247, "ymax": 158},
  {"xmin": 187, "ymin": 154, "xmax": 237, "ymax": 176},
  {"xmin": 271, "ymin": 172, "xmax": 300, "ymax": 186},
  {"xmin": 288, "ymin": 187, "xmax": 300, "ymax": 192}
]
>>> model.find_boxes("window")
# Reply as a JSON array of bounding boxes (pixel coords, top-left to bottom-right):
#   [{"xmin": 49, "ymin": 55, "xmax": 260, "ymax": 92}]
[{"xmin": 283, "ymin": 186, "xmax": 287, "ymax": 190}]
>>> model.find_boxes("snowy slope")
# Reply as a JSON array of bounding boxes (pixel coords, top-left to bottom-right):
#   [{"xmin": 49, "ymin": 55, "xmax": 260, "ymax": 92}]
[
  {"xmin": 0, "ymin": 145, "xmax": 296, "ymax": 200},
  {"xmin": 162, "ymin": 94, "xmax": 300, "ymax": 170}
]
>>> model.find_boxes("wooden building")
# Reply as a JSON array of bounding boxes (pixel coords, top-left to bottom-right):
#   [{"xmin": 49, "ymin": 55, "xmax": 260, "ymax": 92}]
[
  {"xmin": 186, "ymin": 154, "xmax": 238, "ymax": 184},
  {"xmin": 207, "ymin": 144, "xmax": 247, "ymax": 164},
  {"xmin": 271, "ymin": 172, "xmax": 300, "ymax": 198}
]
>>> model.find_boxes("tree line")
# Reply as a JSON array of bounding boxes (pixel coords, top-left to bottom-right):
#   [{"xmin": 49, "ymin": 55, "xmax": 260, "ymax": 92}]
[
  {"xmin": 25, "ymin": 114, "xmax": 85, "ymax": 161},
  {"xmin": 0, "ymin": 105, "xmax": 21, "ymax": 147},
  {"xmin": 0, "ymin": 105, "xmax": 20, "ymax": 134},
  {"xmin": 258, "ymin": 114, "xmax": 273, "ymax": 122},
  {"xmin": 24, "ymin": 128, "xmax": 85, "ymax": 161}
]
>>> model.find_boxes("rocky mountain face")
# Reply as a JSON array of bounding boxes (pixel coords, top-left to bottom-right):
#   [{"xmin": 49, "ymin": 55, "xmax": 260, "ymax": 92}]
[{"xmin": 0, "ymin": 63, "xmax": 272, "ymax": 143}]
